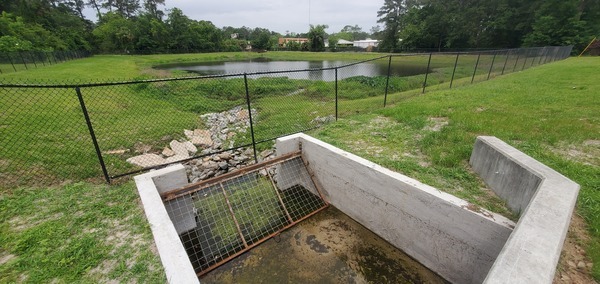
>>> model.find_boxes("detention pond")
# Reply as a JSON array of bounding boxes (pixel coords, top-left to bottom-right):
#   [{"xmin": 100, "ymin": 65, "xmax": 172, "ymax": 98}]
[
  {"xmin": 200, "ymin": 206, "xmax": 448, "ymax": 284},
  {"xmin": 156, "ymin": 58, "xmax": 429, "ymax": 81}
]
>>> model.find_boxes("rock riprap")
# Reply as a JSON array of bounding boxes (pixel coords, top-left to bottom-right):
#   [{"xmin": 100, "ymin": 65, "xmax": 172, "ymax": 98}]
[{"xmin": 126, "ymin": 106, "xmax": 273, "ymax": 179}]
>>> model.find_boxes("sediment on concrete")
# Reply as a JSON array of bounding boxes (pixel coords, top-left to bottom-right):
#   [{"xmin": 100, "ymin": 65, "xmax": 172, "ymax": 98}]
[
  {"xmin": 276, "ymin": 133, "xmax": 515, "ymax": 284},
  {"xmin": 471, "ymin": 136, "xmax": 579, "ymax": 284}
]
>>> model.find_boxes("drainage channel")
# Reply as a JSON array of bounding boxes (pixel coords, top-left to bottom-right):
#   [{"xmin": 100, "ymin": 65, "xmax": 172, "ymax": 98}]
[{"xmin": 160, "ymin": 151, "xmax": 328, "ymax": 277}]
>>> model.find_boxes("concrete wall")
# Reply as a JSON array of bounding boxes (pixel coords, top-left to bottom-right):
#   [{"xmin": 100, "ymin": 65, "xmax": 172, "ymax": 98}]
[
  {"xmin": 276, "ymin": 134, "xmax": 515, "ymax": 284},
  {"xmin": 471, "ymin": 136, "xmax": 580, "ymax": 284},
  {"xmin": 134, "ymin": 165, "xmax": 199, "ymax": 284}
]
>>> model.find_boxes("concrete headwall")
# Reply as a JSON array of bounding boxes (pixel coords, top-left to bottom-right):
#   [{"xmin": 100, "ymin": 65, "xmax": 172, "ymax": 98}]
[
  {"xmin": 277, "ymin": 134, "xmax": 515, "ymax": 284},
  {"xmin": 134, "ymin": 165, "xmax": 199, "ymax": 284},
  {"xmin": 471, "ymin": 136, "xmax": 579, "ymax": 284}
]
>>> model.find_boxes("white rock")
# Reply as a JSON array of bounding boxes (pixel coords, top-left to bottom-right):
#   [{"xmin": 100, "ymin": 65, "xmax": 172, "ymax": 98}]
[
  {"xmin": 170, "ymin": 140, "xmax": 190, "ymax": 157},
  {"xmin": 191, "ymin": 129, "xmax": 213, "ymax": 147},
  {"xmin": 183, "ymin": 141, "xmax": 197, "ymax": 154},
  {"xmin": 165, "ymin": 154, "xmax": 189, "ymax": 164},
  {"xmin": 126, "ymin": 154, "xmax": 165, "ymax": 168},
  {"xmin": 162, "ymin": 147, "xmax": 175, "ymax": 157},
  {"xmin": 184, "ymin": 129, "xmax": 194, "ymax": 139}
]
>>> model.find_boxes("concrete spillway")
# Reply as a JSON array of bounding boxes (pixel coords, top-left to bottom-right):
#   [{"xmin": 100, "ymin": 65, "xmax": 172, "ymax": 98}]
[{"xmin": 134, "ymin": 134, "xmax": 579, "ymax": 284}]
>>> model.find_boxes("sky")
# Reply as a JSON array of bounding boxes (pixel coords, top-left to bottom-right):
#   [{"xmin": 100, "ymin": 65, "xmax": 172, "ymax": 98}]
[{"xmin": 85, "ymin": 0, "xmax": 383, "ymax": 35}]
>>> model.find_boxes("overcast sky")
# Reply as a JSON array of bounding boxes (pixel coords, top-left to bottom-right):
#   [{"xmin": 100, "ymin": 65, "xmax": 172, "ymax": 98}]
[{"xmin": 85, "ymin": 0, "xmax": 383, "ymax": 35}]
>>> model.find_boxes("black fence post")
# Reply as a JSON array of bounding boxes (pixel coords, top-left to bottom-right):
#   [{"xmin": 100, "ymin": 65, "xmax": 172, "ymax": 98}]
[
  {"xmin": 30, "ymin": 52, "xmax": 38, "ymax": 68},
  {"xmin": 76, "ymin": 87, "xmax": 111, "ymax": 184},
  {"xmin": 550, "ymin": 47, "xmax": 556, "ymax": 62},
  {"xmin": 18, "ymin": 51, "xmax": 28, "ymax": 70},
  {"xmin": 530, "ymin": 48, "xmax": 537, "ymax": 67},
  {"xmin": 552, "ymin": 46, "xmax": 559, "ymax": 62},
  {"xmin": 471, "ymin": 53, "xmax": 481, "ymax": 83},
  {"xmin": 38, "ymin": 52, "xmax": 46, "ymax": 67},
  {"xmin": 449, "ymin": 53, "xmax": 460, "ymax": 88},
  {"xmin": 512, "ymin": 51, "xmax": 520, "ymax": 72},
  {"xmin": 384, "ymin": 55, "xmax": 392, "ymax": 107},
  {"xmin": 487, "ymin": 51, "xmax": 497, "ymax": 80},
  {"xmin": 422, "ymin": 53, "xmax": 432, "ymax": 94},
  {"xmin": 244, "ymin": 74, "xmax": 258, "ymax": 164},
  {"xmin": 335, "ymin": 68, "xmax": 338, "ymax": 120},
  {"xmin": 538, "ymin": 46, "xmax": 548, "ymax": 65},
  {"xmin": 521, "ymin": 49, "xmax": 529, "ymax": 71},
  {"xmin": 501, "ymin": 50, "xmax": 510, "ymax": 75},
  {"xmin": 8, "ymin": 53, "xmax": 17, "ymax": 72},
  {"xmin": 49, "ymin": 52, "xmax": 55, "ymax": 65}
]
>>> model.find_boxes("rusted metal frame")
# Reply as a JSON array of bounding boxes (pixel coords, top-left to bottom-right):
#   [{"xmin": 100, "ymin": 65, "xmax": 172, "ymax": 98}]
[
  {"xmin": 162, "ymin": 151, "xmax": 302, "ymax": 201},
  {"xmin": 219, "ymin": 183, "xmax": 249, "ymax": 248},
  {"xmin": 266, "ymin": 171, "xmax": 294, "ymax": 224},
  {"xmin": 196, "ymin": 202, "xmax": 329, "ymax": 277},
  {"xmin": 300, "ymin": 155, "xmax": 330, "ymax": 205}
]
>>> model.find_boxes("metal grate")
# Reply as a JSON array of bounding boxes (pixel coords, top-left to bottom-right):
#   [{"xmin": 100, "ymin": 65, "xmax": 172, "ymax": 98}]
[{"xmin": 161, "ymin": 151, "xmax": 328, "ymax": 276}]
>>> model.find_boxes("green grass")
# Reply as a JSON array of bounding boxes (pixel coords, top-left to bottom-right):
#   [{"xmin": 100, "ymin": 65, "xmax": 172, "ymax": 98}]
[
  {"xmin": 312, "ymin": 57, "xmax": 600, "ymax": 280},
  {"xmin": 192, "ymin": 175, "xmax": 285, "ymax": 250},
  {"xmin": 1, "ymin": 51, "xmax": 595, "ymax": 281},
  {"xmin": 0, "ymin": 182, "xmax": 165, "ymax": 283}
]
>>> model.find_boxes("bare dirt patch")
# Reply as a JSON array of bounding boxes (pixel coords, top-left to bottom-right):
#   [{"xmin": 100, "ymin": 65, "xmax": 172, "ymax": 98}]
[
  {"xmin": 8, "ymin": 212, "xmax": 64, "ymax": 232},
  {"xmin": 550, "ymin": 141, "xmax": 600, "ymax": 167},
  {"xmin": 368, "ymin": 116, "xmax": 398, "ymax": 128},
  {"xmin": 0, "ymin": 252, "xmax": 16, "ymax": 265},
  {"xmin": 424, "ymin": 117, "xmax": 449, "ymax": 132},
  {"xmin": 554, "ymin": 214, "xmax": 596, "ymax": 284}
]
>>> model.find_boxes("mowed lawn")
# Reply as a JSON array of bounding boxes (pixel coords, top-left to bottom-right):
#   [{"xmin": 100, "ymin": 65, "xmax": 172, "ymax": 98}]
[
  {"xmin": 0, "ymin": 53, "xmax": 598, "ymax": 282},
  {"xmin": 313, "ymin": 56, "xmax": 600, "ymax": 281}
]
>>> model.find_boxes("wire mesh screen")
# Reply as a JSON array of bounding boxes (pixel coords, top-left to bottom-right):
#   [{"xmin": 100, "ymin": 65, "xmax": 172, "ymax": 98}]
[{"xmin": 162, "ymin": 152, "xmax": 328, "ymax": 276}]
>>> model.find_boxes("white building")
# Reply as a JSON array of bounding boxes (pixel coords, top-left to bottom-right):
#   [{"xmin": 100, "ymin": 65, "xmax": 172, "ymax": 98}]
[{"xmin": 353, "ymin": 39, "xmax": 379, "ymax": 48}]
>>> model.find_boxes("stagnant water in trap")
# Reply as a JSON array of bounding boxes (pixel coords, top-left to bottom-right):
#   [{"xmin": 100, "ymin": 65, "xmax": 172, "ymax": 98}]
[{"xmin": 200, "ymin": 206, "xmax": 449, "ymax": 283}]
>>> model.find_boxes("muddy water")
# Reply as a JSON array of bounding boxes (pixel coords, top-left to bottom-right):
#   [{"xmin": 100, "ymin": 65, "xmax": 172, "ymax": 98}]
[{"xmin": 201, "ymin": 206, "xmax": 448, "ymax": 283}]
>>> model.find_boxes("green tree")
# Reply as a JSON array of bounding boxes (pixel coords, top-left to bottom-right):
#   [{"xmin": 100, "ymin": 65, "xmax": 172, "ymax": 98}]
[
  {"xmin": 377, "ymin": 0, "xmax": 413, "ymax": 52},
  {"xmin": 143, "ymin": 0, "xmax": 165, "ymax": 20},
  {"xmin": 523, "ymin": 0, "xmax": 589, "ymax": 48},
  {"xmin": 133, "ymin": 13, "xmax": 169, "ymax": 52},
  {"xmin": 307, "ymin": 24, "xmax": 327, "ymax": 52},
  {"xmin": 0, "ymin": 11, "xmax": 65, "ymax": 51},
  {"xmin": 250, "ymin": 28, "xmax": 273, "ymax": 50},
  {"xmin": 340, "ymin": 24, "xmax": 369, "ymax": 41},
  {"xmin": 92, "ymin": 12, "xmax": 135, "ymax": 53}
]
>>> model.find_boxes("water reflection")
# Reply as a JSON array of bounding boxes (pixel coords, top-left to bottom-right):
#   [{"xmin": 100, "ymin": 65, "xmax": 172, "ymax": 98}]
[{"xmin": 157, "ymin": 58, "xmax": 428, "ymax": 81}]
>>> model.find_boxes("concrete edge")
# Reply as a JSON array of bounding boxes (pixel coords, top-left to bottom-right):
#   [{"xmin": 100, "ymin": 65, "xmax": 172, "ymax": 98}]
[
  {"xmin": 475, "ymin": 136, "xmax": 580, "ymax": 284},
  {"xmin": 284, "ymin": 133, "xmax": 515, "ymax": 227},
  {"xmin": 278, "ymin": 133, "xmax": 516, "ymax": 283},
  {"xmin": 133, "ymin": 165, "xmax": 199, "ymax": 284}
]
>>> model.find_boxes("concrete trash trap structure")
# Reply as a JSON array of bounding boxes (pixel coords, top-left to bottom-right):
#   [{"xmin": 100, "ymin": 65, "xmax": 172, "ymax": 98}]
[
  {"xmin": 151, "ymin": 151, "xmax": 328, "ymax": 276},
  {"xmin": 135, "ymin": 133, "xmax": 579, "ymax": 284}
]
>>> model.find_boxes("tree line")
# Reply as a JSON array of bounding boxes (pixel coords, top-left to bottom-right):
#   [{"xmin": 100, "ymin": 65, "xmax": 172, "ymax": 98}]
[
  {"xmin": 1, "ymin": 0, "xmax": 598, "ymax": 54},
  {"xmin": 377, "ymin": 0, "xmax": 600, "ymax": 52},
  {"xmin": 0, "ymin": 0, "xmax": 287, "ymax": 53}
]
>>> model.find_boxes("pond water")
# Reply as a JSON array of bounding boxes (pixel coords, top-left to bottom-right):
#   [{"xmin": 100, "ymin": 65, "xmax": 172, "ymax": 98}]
[{"xmin": 157, "ymin": 58, "xmax": 429, "ymax": 81}]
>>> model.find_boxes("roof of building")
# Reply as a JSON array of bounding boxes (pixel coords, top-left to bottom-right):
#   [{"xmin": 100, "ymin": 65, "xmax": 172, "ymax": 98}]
[{"xmin": 337, "ymin": 39, "xmax": 354, "ymax": 45}]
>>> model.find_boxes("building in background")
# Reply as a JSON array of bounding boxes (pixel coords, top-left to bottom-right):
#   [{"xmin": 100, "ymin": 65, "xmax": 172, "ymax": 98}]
[{"xmin": 353, "ymin": 39, "xmax": 379, "ymax": 48}]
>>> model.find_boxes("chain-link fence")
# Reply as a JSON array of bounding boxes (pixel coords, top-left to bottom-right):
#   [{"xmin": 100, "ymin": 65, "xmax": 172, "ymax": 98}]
[
  {"xmin": 0, "ymin": 50, "xmax": 91, "ymax": 74},
  {"xmin": 0, "ymin": 46, "xmax": 572, "ymax": 187}
]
